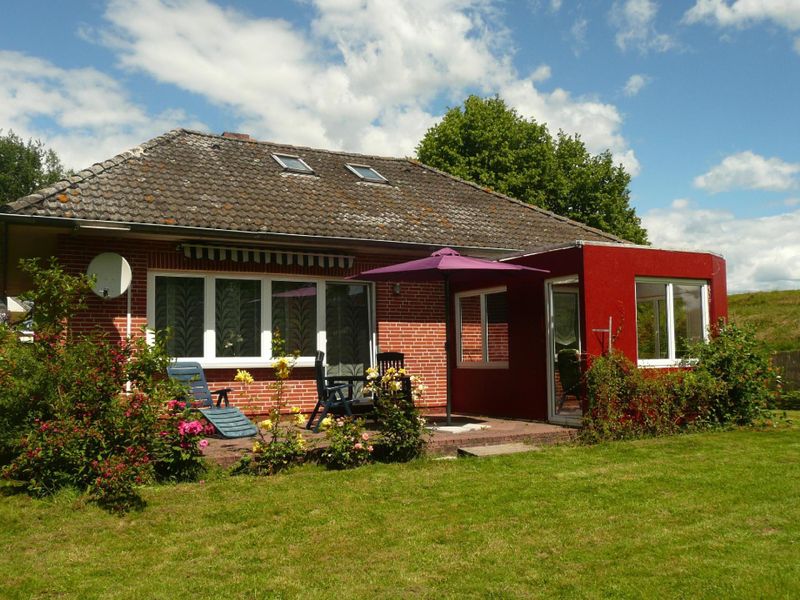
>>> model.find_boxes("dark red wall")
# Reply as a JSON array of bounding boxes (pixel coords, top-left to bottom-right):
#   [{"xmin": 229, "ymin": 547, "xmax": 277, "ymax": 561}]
[
  {"xmin": 451, "ymin": 247, "xmax": 583, "ymax": 421},
  {"xmin": 451, "ymin": 244, "xmax": 727, "ymax": 421},
  {"xmin": 580, "ymin": 245, "xmax": 727, "ymax": 360}
]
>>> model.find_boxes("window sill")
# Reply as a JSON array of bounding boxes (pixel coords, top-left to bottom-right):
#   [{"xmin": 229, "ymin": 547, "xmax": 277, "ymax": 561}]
[
  {"xmin": 184, "ymin": 357, "xmax": 317, "ymax": 370},
  {"xmin": 456, "ymin": 361, "xmax": 509, "ymax": 370},
  {"xmin": 637, "ymin": 359, "xmax": 696, "ymax": 369}
]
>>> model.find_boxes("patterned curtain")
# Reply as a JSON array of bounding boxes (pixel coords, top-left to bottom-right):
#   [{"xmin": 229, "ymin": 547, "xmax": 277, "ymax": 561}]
[{"xmin": 155, "ymin": 276, "xmax": 204, "ymax": 357}]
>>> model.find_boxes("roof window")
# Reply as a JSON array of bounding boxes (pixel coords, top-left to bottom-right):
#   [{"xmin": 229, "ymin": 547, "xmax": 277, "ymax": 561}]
[
  {"xmin": 345, "ymin": 163, "xmax": 388, "ymax": 183},
  {"xmin": 272, "ymin": 153, "xmax": 314, "ymax": 174}
]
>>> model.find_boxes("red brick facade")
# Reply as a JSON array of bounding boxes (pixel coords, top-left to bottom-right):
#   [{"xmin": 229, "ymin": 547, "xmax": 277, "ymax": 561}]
[{"xmin": 56, "ymin": 235, "xmax": 446, "ymax": 417}]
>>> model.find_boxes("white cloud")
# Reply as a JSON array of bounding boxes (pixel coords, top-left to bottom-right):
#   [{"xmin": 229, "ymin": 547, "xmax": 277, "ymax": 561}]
[
  {"xmin": 694, "ymin": 151, "xmax": 800, "ymax": 193},
  {"xmin": 0, "ymin": 50, "xmax": 204, "ymax": 169},
  {"xmin": 570, "ymin": 17, "xmax": 589, "ymax": 55},
  {"xmin": 93, "ymin": 0, "xmax": 638, "ymax": 172},
  {"xmin": 623, "ymin": 73, "xmax": 650, "ymax": 96},
  {"xmin": 643, "ymin": 202, "xmax": 800, "ymax": 292},
  {"xmin": 685, "ymin": 0, "xmax": 800, "ymax": 52},
  {"xmin": 611, "ymin": 0, "xmax": 675, "ymax": 53},
  {"xmin": 684, "ymin": 0, "xmax": 800, "ymax": 30},
  {"xmin": 530, "ymin": 64, "xmax": 552, "ymax": 82}
]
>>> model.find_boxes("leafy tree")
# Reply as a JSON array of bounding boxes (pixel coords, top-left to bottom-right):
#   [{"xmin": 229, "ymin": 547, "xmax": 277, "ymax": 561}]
[
  {"xmin": 0, "ymin": 130, "xmax": 69, "ymax": 203},
  {"xmin": 416, "ymin": 95, "xmax": 648, "ymax": 244}
]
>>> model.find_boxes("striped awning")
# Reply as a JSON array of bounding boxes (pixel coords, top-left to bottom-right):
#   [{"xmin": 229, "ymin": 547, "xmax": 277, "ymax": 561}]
[{"xmin": 179, "ymin": 243, "xmax": 355, "ymax": 269}]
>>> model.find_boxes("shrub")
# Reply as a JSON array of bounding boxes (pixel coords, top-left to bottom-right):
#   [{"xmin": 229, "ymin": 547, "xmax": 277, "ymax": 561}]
[
  {"xmin": 321, "ymin": 417, "xmax": 373, "ymax": 470},
  {"xmin": 366, "ymin": 366, "xmax": 429, "ymax": 462},
  {"xmin": 1, "ymin": 259, "xmax": 208, "ymax": 512},
  {"xmin": 151, "ymin": 400, "xmax": 209, "ymax": 482},
  {"xmin": 692, "ymin": 320, "xmax": 778, "ymax": 425},
  {"xmin": 582, "ymin": 321, "xmax": 778, "ymax": 442}
]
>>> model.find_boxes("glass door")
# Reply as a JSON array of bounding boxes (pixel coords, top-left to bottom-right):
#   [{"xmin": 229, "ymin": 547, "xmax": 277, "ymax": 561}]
[{"xmin": 546, "ymin": 279, "xmax": 582, "ymax": 424}]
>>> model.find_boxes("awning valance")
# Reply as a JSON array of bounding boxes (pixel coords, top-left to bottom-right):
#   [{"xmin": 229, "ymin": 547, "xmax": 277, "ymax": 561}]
[{"xmin": 179, "ymin": 243, "xmax": 355, "ymax": 269}]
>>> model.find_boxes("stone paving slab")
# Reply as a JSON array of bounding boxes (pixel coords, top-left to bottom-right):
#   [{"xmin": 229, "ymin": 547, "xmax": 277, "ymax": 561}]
[{"xmin": 457, "ymin": 442, "xmax": 541, "ymax": 457}]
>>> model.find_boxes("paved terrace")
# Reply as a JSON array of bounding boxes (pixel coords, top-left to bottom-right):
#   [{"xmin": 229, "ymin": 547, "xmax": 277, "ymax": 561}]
[{"xmin": 202, "ymin": 415, "xmax": 577, "ymax": 468}]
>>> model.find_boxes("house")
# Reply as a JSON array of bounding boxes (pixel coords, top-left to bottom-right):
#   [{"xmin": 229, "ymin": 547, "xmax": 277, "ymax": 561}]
[{"xmin": 0, "ymin": 129, "xmax": 727, "ymax": 424}]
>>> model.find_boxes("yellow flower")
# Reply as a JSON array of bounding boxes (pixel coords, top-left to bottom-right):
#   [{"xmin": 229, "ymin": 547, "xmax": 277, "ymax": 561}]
[
  {"xmin": 260, "ymin": 419, "xmax": 273, "ymax": 430},
  {"xmin": 295, "ymin": 413, "xmax": 307, "ymax": 427},
  {"xmin": 320, "ymin": 416, "xmax": 333, "ymax": 430},
  {"xmin": 234, "ymin": 369, "xmax": 255, "ymax": 385},
  {"xmin": 291, "ymin": 406, "xmax": 301, "ymax": 414},
  {"xmin": 252, "ymin": 441, "xmax": 262, "ymax": 452}
]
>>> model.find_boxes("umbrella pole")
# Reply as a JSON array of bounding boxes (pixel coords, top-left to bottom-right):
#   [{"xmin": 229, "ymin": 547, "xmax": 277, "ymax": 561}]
[{"xmin": 444, "ymin": 276, "xmax": 452, "ymax": 425}]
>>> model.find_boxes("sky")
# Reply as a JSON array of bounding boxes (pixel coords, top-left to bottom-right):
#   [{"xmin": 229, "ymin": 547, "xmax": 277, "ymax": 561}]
[{"xmin": 1, "ymin": 0, "xmax": 799, "ymax": 293}]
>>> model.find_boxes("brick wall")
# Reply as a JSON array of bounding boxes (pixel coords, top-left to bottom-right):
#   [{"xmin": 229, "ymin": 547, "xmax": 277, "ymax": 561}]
[{"xmin": 56, "ymin": 235, "xmax": 446, "ymax": 416}]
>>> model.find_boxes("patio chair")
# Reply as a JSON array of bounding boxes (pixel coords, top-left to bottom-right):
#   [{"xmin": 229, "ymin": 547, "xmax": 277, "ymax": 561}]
[
  {"xmin": 376, "ymin": 351, "xmax": 405, "ymax": 376},
  {"xmin": 167, "ymin": 362, "xmax": 258, "ymax": 439},
  {"xmin": 306, "ymin": 351, "xmax": 373, "ymax": 432},
  {"xmin": 376, "ymin": 351, "xmax": 413, "ymax": 402},
  {"xmin": 556, "ymin": 348, "xmax": 582, "ymax": 411}
]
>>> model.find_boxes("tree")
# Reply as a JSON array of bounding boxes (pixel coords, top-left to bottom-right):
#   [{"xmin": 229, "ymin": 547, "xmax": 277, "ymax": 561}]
[
  {"xmin": 416, "ymin": 95, "xmax": 648, "ymax": 244},
  {"xmin": 0, "ymin": 130, "xmax": 69, "ymax": 203}
]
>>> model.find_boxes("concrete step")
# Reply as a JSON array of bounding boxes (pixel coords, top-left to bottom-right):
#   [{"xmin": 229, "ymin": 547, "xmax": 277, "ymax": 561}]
[{"xmin": 457, "ymin": 442, "xmax": 541, "ymax": 457}]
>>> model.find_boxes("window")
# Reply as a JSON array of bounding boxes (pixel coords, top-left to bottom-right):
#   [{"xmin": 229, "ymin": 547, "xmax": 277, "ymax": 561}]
[
  {"xmin": 149, "ymin": 272, "xmax": 373, "ymax": 368},
  {"xmin": 456, "ymin": 287, "xmax": 509, "ymax": 368},
  {"xmin": 155, "ymin": 276, "xmax": 204, "ymax": 357},
  {"xmin": 345, "ymin": 163, "xmax": 388, "ymax": 183},
  {"xmin": 636, "ymin": 279, "xmax": 708, "ymax": 365},
  {"xmin": 272, "ymin": 153, "xmax": 314, "ymax": 174}
]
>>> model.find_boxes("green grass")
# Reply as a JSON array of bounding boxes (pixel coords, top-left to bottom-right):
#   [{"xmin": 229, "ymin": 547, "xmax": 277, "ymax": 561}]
[
  {"xmin": 729, "ymin": 289, "xmax": 800, "ymax": 352},
  {"xmin": 3, "ymin": 419, "xmax": 800, "ymax": 599}
]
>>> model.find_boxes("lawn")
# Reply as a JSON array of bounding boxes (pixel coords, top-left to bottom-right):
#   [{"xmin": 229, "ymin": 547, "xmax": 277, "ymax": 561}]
[{"xmin": 3, "ymin": 419, "xmax": 799, "ymax": 599}]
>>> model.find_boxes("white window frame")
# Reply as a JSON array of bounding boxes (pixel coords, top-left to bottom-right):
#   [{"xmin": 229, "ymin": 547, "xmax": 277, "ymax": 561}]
[
  {"xmin": 147, "ymin": 270, "xmax": 375, "ymax": 369},
  {"xmin": 455, "ymin": 286, "xmax": 509, "ymax": 369},
  {"xmin": 345, "ymin": 163, "xmax": 388, "ymax": 183},
  {"xmin": 271, "ymin": 153, "xmax": 314, "ymax": 174},
  {"xmin": 635, "ymin": 277, "xmax": 710, "ymax": 368}
]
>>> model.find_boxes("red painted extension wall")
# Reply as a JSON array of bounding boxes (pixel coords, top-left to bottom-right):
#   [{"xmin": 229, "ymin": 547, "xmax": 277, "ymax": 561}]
[
  {"xmin": 54, "ymin": 235, "xmax": 447, "ymax": 417},
  {"xmin": 451, "ymin": 244, "xmax": 727, "ymax": 421},
  {"xmin": 579, "ymin": 244, "xmax": 728, "ymax": 360}
]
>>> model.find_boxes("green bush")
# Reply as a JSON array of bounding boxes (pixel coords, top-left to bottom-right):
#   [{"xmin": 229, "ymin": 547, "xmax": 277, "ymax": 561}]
[
  {"xmin": 692, "ymin": 320, "xmax": 778, "ymax": 425},
  {"xmin": 1, "ymin": 259, "xmax": 208, "ymax": 512},
  {"xmin": 582, "ymin": 321, "xmax": 777, "ymax": 442},
  {"xmin": 321, "ymin": 417, "xmax": 373, "ymax": 470},
  {"xmin": 367, "ymin": 367, "xmax": 429, "ymax": 462}
]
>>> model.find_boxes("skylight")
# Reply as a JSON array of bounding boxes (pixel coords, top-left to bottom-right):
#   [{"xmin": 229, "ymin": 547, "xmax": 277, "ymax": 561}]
[
  {"xmin": 345, "ymin": 163, "xmax": 388, "ymax": 183},
  {"xmin": 272, "ymin": 153, "xmax": 314, "ymax": 174}
]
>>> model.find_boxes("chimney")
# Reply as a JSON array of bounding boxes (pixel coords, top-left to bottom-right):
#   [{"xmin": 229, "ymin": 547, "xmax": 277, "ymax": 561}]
[{"xmin": 221, "ymin": 132, "xmax": 252, "ymax": 141}]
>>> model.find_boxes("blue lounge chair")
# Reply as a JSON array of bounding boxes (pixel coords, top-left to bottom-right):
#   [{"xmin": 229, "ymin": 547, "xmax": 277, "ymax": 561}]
[{"xmin": 167, "ymin": 362, "xmax": 258, "ymax": 439}]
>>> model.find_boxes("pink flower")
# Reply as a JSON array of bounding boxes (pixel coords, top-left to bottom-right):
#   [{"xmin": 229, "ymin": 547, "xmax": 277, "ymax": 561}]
[
  {"xmin": 178, "ymin": 420, "xmax": 204, "ymax": 437},
  {"xmin": 367, "ymin": 446, "xmax": 374, "ymax": 452},
  {"xmin": 361, "ymin": 433, "xmax": 369, "ymax": 441},
  {"xmin": 354, "ymin": 442, "xmax": 363, "ymax": 450},
  {"xmin": 199, "ymin": 439, "xmax": 209, "ymax": 449}
]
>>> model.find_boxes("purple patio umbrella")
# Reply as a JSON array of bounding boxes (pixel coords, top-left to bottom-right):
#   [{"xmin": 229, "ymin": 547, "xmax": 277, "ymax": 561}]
[{"xmin": 350, "ymin": 248, "xmax": 548, "ymax": 423}]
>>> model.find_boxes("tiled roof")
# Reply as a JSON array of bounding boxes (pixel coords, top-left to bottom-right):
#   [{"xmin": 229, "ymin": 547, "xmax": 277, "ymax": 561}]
[{"xmin": 1, "ymin": 129, "xmax": 621, "ymax": 252}]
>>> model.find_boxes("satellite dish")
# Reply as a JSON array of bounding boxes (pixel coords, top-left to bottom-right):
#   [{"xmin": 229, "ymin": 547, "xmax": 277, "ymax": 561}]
[{"xmin": 87, "ymin": 253, "xmax": 132, "ymax": 299}]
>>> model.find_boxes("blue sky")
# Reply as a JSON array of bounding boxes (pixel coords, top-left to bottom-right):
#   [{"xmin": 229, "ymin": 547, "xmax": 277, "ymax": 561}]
[{"xmin": 2, "ymin": 0, "xmax": 799, "ymax": 292}]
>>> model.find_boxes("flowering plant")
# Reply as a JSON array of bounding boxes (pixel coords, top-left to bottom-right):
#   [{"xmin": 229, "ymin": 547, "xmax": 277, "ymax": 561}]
[
  {"xmin": 321, "ymin": 417, "xmax": 373, "ymax": 469},
  {"xmin": 232, "ymin": 329, "xmax": 309, "ymax": 476},
  {"xmin": 366, "ymin": 365, "xmax": 429, "ymax": 462}
]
